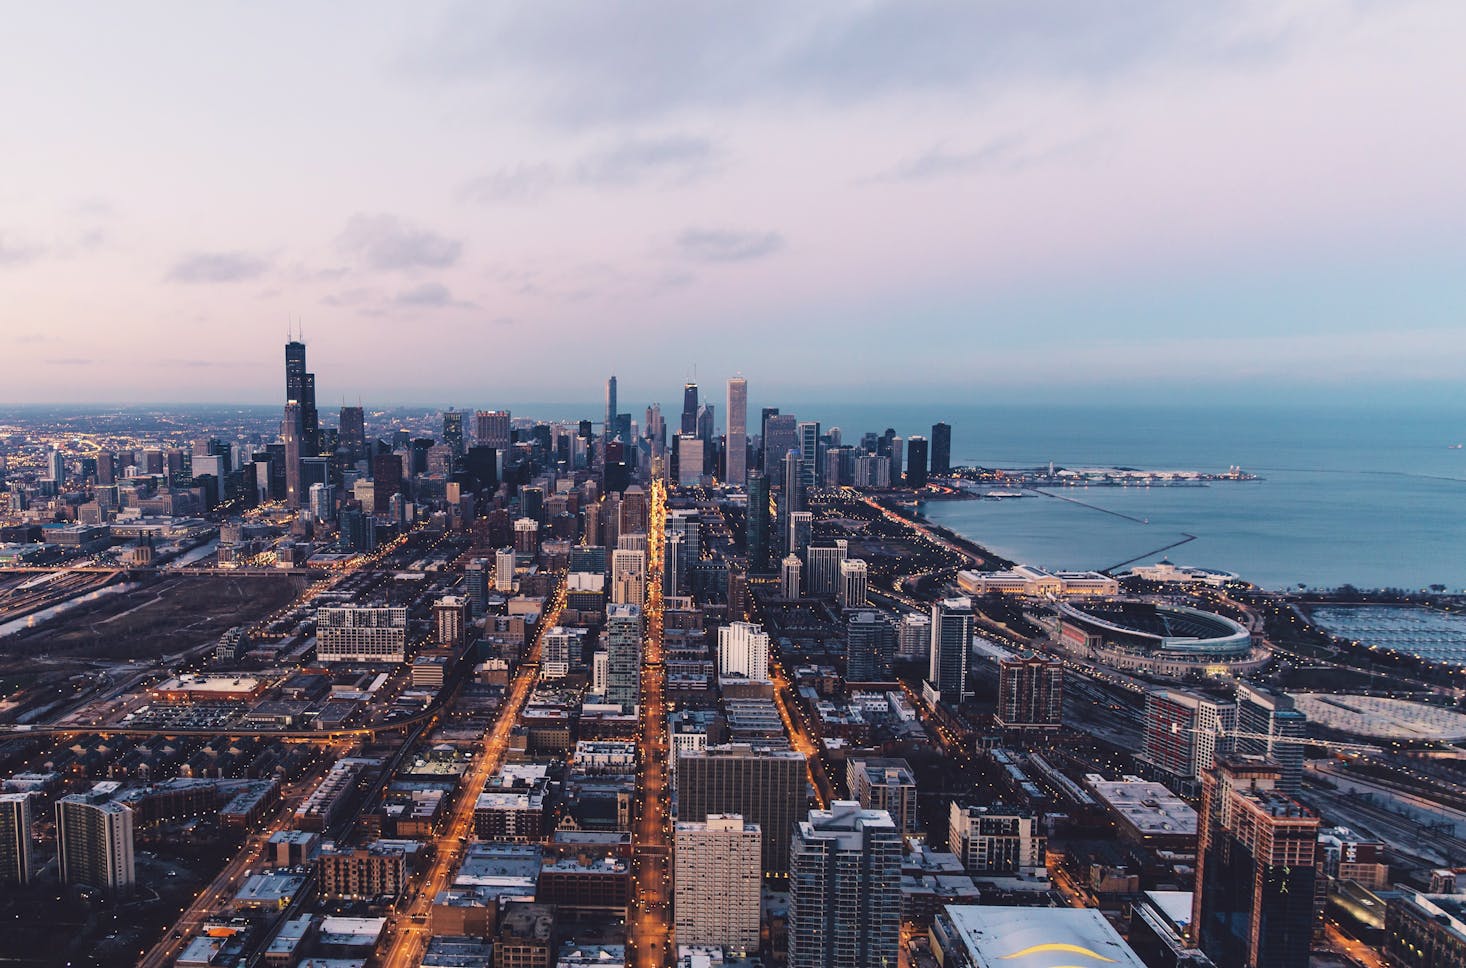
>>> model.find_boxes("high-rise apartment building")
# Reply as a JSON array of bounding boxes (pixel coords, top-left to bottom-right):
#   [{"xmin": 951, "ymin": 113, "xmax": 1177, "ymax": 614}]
[
  {"xmin": 0, "ymin": 793, "xmax": 32, "ymax": 885},
  {"xmin": 930, "ymin": 422, "xmax": 952, "ymax": 475},
  {"xmin": 846, "ymin": 759, "xmax": 919, "ymax": 834},
  {"xmin": 676, "ymin": 744, "xmax": 808, "ymax": 874},
  {"xmin": 746, "ymin": 472, "xmax": 772, "ymax": 573},
  {"xmin": 610, "ymin": 549, "xmax": 647, "ymax": 607},
  {"xmin": 726, "ymin": 377, "xmax": 748, "ymax": 487},
  {"xmin": 787, "ymin": 801, "xmax": 902, "ymax": 968},
  {"xmin": 995, "ymin": 655, "xmax": 1064, "ymax": 730},
  {"xmin": 604, "ymin": 603, "xmax": 643, "ymax": 712},
  {"xmin": 837, "ymin": 558, "xmax": 869, "ymax": 610},
  {"xmin": 316, "ymin": 606, "xmax": 409, "ymax": 663},
  {"xmin": 906, "ymin": 435, "xmax": 929, "ymax": 487},
  {"xmin": 433, "ymin": 596, "xmax": 471, "ymax": 649},
  {"xmin": 805, "ymin": 541, "xmax": 849, "ymax": 597},
  {"xmin": 1235, "ymin": 683, "xmax": 1307, "ymax": 794},
  {"xmin": 897, "ymin": 612, "xmax": 931, "ymax": 659},
  {"xmin": 797, "ymin": 421, "xmax": 822, "ymax": 488},
  {"xmin": 677, "ymin": 435, "xmax": 704, "ymax": 485},
  {"xmin": 475, "ymin": 410, "xmax": 512, "ymax": 450},
  {"xmin": 1193, "ymin": 756, "xmax": 1320, "ymax": 968},
  {"xmin": 845, "ymin": 610, "xmax": 895, "ymax": 682},
  {"xmin": 56, "ymin": 788, "xmax": 135, "ymax": 892},
  {"xmin": 442, "ymin": 409, "xmax": 465, "ymax": 457},
  {"xmin": 781, "ymin": 554, "xmax": 803, "ymax": 600},
  {"xmin": 718, "ymin": 622, "xmax": 771, "ymax": 680},
  {"xmin": 929, "ymin": 597, "xmax": 973, "ymax": 704},
  {"xmin": 1141, "ymin": 689, "xmax": 1237, "ymax": 787},
  {"xmin": 496, "ymin": 547, "xmax": 517, "ymax": 591},
  {"xmin": 787, "ymin": 510, "xmax": 813, "ymax": 563},
  {"xmin": 674, "ymin": 814, "xmax": 762, "ymax": 951}
]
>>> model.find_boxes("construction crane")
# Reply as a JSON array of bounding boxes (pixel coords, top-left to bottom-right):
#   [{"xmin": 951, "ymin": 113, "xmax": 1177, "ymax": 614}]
[{"xmin": 1171, "ymin": 721, "xmax": 1381, "ymax": 756}]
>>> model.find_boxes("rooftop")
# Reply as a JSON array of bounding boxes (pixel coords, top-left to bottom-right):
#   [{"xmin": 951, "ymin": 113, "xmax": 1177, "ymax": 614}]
[{"xmin": 940, "ymin": 905, "xmax": 1147, "ymax": 968}]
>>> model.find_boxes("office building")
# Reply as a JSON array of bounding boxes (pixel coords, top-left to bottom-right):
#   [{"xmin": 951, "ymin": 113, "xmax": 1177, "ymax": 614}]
[
  {"xmin": 780, "ymin": 554, "xmax": 803, "ymax": 600},
  {"xmin": 681, "ymin": 382, "xmax": 700, "ymax": 435},
  {"xmin": 677, "ymin": 435, "xmax": 704, "ymax": 485},
  {"xmin": 371, "ymin": 453, "xmax": 403, "ymax": 515},
  {"xmin": 285, "ymin": 337, "xmax": 319, "ymax": 457},
  {"xmin": 0, "ymin": 793, "xmax": 32, "ymax": 885},
  {"xmin": 56, "ymin": 788, "xmax": 135, "ymax": 891},
  {"xmin": 1193, "ymin": 756, "xmax": 1319, "ymax": 968},
  {"xmin": 674, "ymin": 814, "xmax": 762, "ymax": 951},
  {"xmin": 746, "ymin": 472, "xmax": 772, "ymax": 573},
  {"xmin": 605, "ymin": 604, "xmax": 642, "ymax": 712},
  {"xmin": 995, "ymin": 655, "xmax": 1064, "ymax": 729},
  {"xmin": 787, "ymin": 511, "xmax": 813, "ymax": 563},
  {"xmin": 1141, "ymin": 689, "xmax": 1237, "ymax": 787},
  {"xmin": 676, "ymin": 745, "xmax": 808, "ymax": 874},
  {"xmin": 610, "ymin": 549, "xmax": 647, "ymax": 607},
  {"xmin": 339, "ymin": 405, "xmax": 366, "ymax": 458},
  {"xmin": 906, "ymin": 435, "xmax": 929, "ymax": 487},
  {"xmin": 928, "ymin": 597, "xmax": 972, "ymax": 704},
  {"xmin": 475, "ymin": 410, "xmax": 512, "ymax": 450},
  {"xmin": 1235, "ymin": 683, "xmax": 1307, "ymax": 794},
  {"xmin": 726, "ymin": 377, "xmax": 748, "ymax": 487},
  {"xmin": 282, "ymin": 402, "xmax": 303, "ymax": 508},
  {"xmin": 309, "ymin": 481, "xmax": 335, "ymax": 523},
  {"xmin": 316, "ymin": 606, "xmax": 409, "ymax": 663},
  {"xmin": 787, "ymin": 801, "xmax": 901, "ymax": 968},
  {"xmin": 931, "ymin": 422, "xmax": 952, "ymax": 475},
  {"xmin": 763, "ymin": 414, "xmax": 799, "ymax": 477},
  {"xmin": 718, "ymin": 622, "xmax": 771, "ymax": 680},
  {"xmin": 806, "ymin": 541, "xmax": 849, "ymax": 597},
  {"xmin": 514, "ymin": 517, "xmax": 540, "ymax": 554},
  {"xmin": 797, "ymin": 421, "xmax": 821, "ymax": 488},
  {"xmin": 441, "ymin": 409, "xmax": 465, "ymax": 457},
  {"xmin": 663, "ymin": 532, "xmax": 685, "ymax": 599},
  {"xmin": 837, "ymin": 558, "xmax": 869, "ymax": 610},
  {"xmin": 845, "ymin": 609, "xmax": 895, "ymax": 682},
  {"xmin": 605, "ymin": 375, "xmax": 618, "ymax": 441},
  {"xmin": 948, "ymin": 802, "xmax": 1046, "ymax": 876},
  {"xmin": 846, "ymin": 759, "xmax": 919, "ymax": 834}
]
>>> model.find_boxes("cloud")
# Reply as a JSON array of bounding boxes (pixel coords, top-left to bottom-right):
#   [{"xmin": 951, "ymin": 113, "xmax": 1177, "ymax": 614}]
[
  {"xmin": 166, "ymin": 251, "xmax": 271, "ymax": 283},
  {"xmin": 463, "ymin": 135, "xmax": 721, "ymax": 203},
  {"xmin": 867, "ymin": 132, "xmax": 1110, "ymax": 182},
  {"xmin": 394, "ymin": 282, "xmax": 476, "ymax": 308},
  {"xmin": 405, "ymin": 2, "xmax": 1288, "ymax": 124},
  {"xmin": 44, "ymin": 357, "xmax": 94, "ymax": 366},
  {"xmin": 677, "ymin": 228, "xmax": 784, "ymax": 263},
  {"xmin": 0, "ymin": 233, "xmax": 44, "ymax": 267},
  {"xmin": 337, "ymin": 214, "xmax": 462, "ymax": 270}
]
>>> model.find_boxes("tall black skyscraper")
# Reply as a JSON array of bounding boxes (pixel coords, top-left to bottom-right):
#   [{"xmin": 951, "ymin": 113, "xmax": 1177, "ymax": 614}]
[
  {"xmin": 606, "ymin": 375, "xmax": 618, "ymax": 437},
  {"xmin": 339, "ymin": 406, "xmax": 365, "ymax": 460},
  {"xmin": 930, "ymin": 422, "xmax": 952, "ymax": 475},
  {"xmin": 681, "ymin": 382, "xmax": 699, "ymax": 435},
  {"xmin": 905, "ymin": 435, "xmax": 928, "ymax": 487},
  {"xmin": 285, "ymin": 338, "xmax": 319, "ymax": 456},
  {"xmin": 442, "ymin": 409, "xmax": 465, "ymax": 457},
  {"xmin": 746, "ymin": 472, "xmax": 771, "ymax": 573}
]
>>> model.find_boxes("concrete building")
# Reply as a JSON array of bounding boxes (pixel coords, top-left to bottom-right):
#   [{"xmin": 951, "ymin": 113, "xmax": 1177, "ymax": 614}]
[
  {"xmin": 676, "ymin": 744, "xmax": 807, "ymax": 875},
  {"xmin": 995, "ymin": 655, "xmax": 1063, "ymax": 730},
  {"xmin": 726, "ymin": 377, "xmax": 748, "ymax": 487},
  {"xmin": 605, "ymin": 604, "xmax": 643, "ymax": 712},
  {"xmin": 929, "ymin": 597, "xmax": 972, "ymax": 704},
  {"xmin": 1235, "ymin": 683, "xmax": 1307, "ymax": 795},
  {"xmin": 780, "ymin": 554, "xmax": 803, "ymax": 600},
  {"xmin": 846, "ymin": 758, "xmax": 919, "ymax": 834},
  {"xmin": 718, "ymin": 622, "xmax": 770, "ymax": 681},
  {"xmin": 316, "ymin": 606, "xmax": 408, "ymax": 664},
  {"xmin": 933, "ymin": 906, "xmax": 1148, "ymax": 968},
  {"xmin": 805, "ymin": 541, "xmax": 849, "ymax": 598},
  {"xmin": 957, "ymin": 565, "xmax": 1120, "ymax": 597},
  {"xmin": 610, "ymin": 549, "xmax": 647, "ymax": 607},
  {"xmin": 787, "ymin": 801, "xmax": 901, "ymax": 968},
  {"xmin": 674, "ymin": 814, "xmax": 762, "ymax": 951},
  {"xmin": 845, "ymin": 610, "xmax": 896, "ymax": 682},
  {"xmin": 948, "ymin": 803, "xmax": 1045, "ymax": 877},
  {"xmin": 836, "ymin": 558, "xmax": 869, "ymax": 610},
  {"xmin": 1141, "ymin": 689, "xmax": 1237, "ymax": 788},
  {"xmin": 56, "ymin": 787, "xmax": 135, "ymax": 892},
  {"xmin": 0, "ymin": 793, "xmax": 32, "ymax": 884}
]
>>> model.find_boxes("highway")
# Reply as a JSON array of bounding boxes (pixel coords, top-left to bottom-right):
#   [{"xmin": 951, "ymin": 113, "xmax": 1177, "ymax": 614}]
[
  {"xmin": 629, "ymin": 478, "xmax": 673, "ymax": 968},
  {"xmin": 377, "ymin": 575, "xmax": 565, "ymax": 968}
]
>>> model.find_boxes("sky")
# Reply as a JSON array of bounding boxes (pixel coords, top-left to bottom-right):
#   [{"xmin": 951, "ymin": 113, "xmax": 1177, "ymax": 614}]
[{"xmin": 2, "ymin": 1, "xmax": 1465, "ymax": 410}]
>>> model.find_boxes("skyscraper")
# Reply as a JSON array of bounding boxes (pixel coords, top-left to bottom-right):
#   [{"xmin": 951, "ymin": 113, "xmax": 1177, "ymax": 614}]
[
  {"xmin": 674, "ymin": 815, "xmax": 763, "ymax": 952},
  {"xmin": 845, "ymin": 609, "xmax": 894, "ymax": 682},
  {"xmin": 906, "ymin": 435, "xmax": 929, "ymax": 487},
  {"xmin": 1193, "ymin": 756, "xmax": 1320, "ymax": 968},
  {"xmin": 442, "ymin": 409, "xmax": 465, "ymax": 457},
  {"xmin": 676, "ymin": 744, "xmax": 808, "ymax": 874},
  {"xmin": 1235, "ymin": 683, "xmax": 1307, "ymax": 794},
  {"xmin": 928, "ymin": 597, "xmax": 972, "ymax": 704},
  {"xmin": 787, "ymin": 801, "xmax": 902, "ymax": 968},
  {"xmin": 837, "ymin": 558, "xmax": 869, "ymax": 610},
  {"xmin": 282, "ymin": 402, "xmax": 303, "ymax": 508},
  {"xmin": 763, "ymin": 414, "xmax": 799, "ymax": 475},
  {"xmin": 726, "ymin": 376, "xmax": 748, "ymax": 486},
  {"xmin": 746, "ymin": 472, "xmax": 772, "ymax": 572},
  {"xmin": 610, "ymin": 549, "xmax": 647, "ymax": 607},
  {"xmin": 606, "ymin": 375, "xmax": 618, "ymax": 439},
  {"xmin": 846, "ymin": 759, "xmax": 919, "ymax": 834},
  {"xmin": 604, "ymin": 603, "xmax": 642, "ymax": 712},
  {"xmin": 681, "ymin": 382, "xmax": 700, "ymax": 435},
  {"xmin": 995, "ymin": 654, "xmax": 1064, "ymax": 730},
  {"xmin": 805, "ymin": 541, "xmax": 849, "ymax": 597},
  {"xmin": 56, "ymin": 788, "xmax": 135, "ymax": 892},
  {"xmin": 0, "ymin": 793, "xmax": 32, "ymax": 885},
  {"xmin": 285, "ymin": 338, "xmax": 319, "ymax": 457},
  {"xmin": 930, "ymin": 422, "xmax": 952, "ymax": 475},
  {"xmin": 474, "ymin": 410, "xmax": 512, "ymax": 450},
  {"xmin": 339, "ymin": 405, "xmax": 366, "ymax": 459},
  {"xmin": 797, "ymin": 420, "xmax": 822, "ymax": 487},
  {"xmin": 781, "ymin": 553, "xmax": 803, "ymax": 599},
  {"xmin": 718, "ymin": 621, "xmax": 771, "ymax": 680},
  {"xmin": 787, "ymin": 510, "xmax": 813, "ymax": 563},
  {"xmin": 1141, "ymin": 689, "xmax": 1237, "ymax": 788}
]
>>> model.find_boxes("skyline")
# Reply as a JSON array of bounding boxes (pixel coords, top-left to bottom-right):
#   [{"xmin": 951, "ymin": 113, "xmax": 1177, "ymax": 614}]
[{"xmin": 3, "ymin": 2, "xmax": 1466, "ymax": 406}]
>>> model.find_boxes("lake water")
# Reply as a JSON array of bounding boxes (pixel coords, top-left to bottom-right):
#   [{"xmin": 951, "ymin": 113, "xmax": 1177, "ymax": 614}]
[{"xmin": 791, "ymin": 402, "xmax": 1466, "ymax": 591}]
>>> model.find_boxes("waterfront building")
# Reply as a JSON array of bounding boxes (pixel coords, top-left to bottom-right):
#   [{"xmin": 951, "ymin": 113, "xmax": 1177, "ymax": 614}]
[
  {"xmin": 787, "ymin": 801, "xmax": 901, "ymax": 968},
  {"xmin": 1235, "ymin": 683, "xmax": 1307, "ymax": 795},
  {"xmin": 931, "ymin": 422, "xmax": 952, "ymax": 475}
]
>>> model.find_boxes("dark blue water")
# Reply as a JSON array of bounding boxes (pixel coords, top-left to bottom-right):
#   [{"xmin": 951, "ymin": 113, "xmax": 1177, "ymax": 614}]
[{"xmin": 790, "ymin": 403, "xmax": 1466, "ymax": 591}]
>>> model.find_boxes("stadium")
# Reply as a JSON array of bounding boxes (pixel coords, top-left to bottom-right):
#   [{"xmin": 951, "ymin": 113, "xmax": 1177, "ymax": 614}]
[{"xmin": 1055, "ymin": 601, "xmax": 1266, "ymax": 676}]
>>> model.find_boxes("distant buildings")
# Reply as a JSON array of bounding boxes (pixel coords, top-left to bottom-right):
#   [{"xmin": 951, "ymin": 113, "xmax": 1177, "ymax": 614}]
[
  {"xmin": 958, "ymin": 565, "xmax": 1120, "ymax": 598},
  {"xmin": 787, "ymin": 801, "xmax": 901, "ymax": 968},
  {"xmin": 674, "ymin": 814, "xmax": 762, "ymax": 951},
  {"xmin": 726, "ymin": 377, "xmax": 748, "ymax": 487},
  {"xmin": 905, "ymin": 435, "xmax": 928, "ymax": 487},
  {"xmin": 836, "ymin": 558, "xmax": 868, "ymax": 610},
  {"xmin": 930, "ymin": 422, "xmax": 952, "ymax": 475}
]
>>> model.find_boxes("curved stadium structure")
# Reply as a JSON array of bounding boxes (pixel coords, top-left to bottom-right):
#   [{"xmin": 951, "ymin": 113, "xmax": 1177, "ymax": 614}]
[{"xmin": 1057, "ymin": 601, "xmax": 1265, "ymax": 676}]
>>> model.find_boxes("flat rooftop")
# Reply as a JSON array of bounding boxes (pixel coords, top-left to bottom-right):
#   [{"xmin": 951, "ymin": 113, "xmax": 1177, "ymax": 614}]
[
  {"xmin": 1087, "ymin": 778, "xmax": 1197, "ymax": 837},
  {"xmin": 941, "ymin": 905, "xmax": 1147, "ymax": 968}
]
